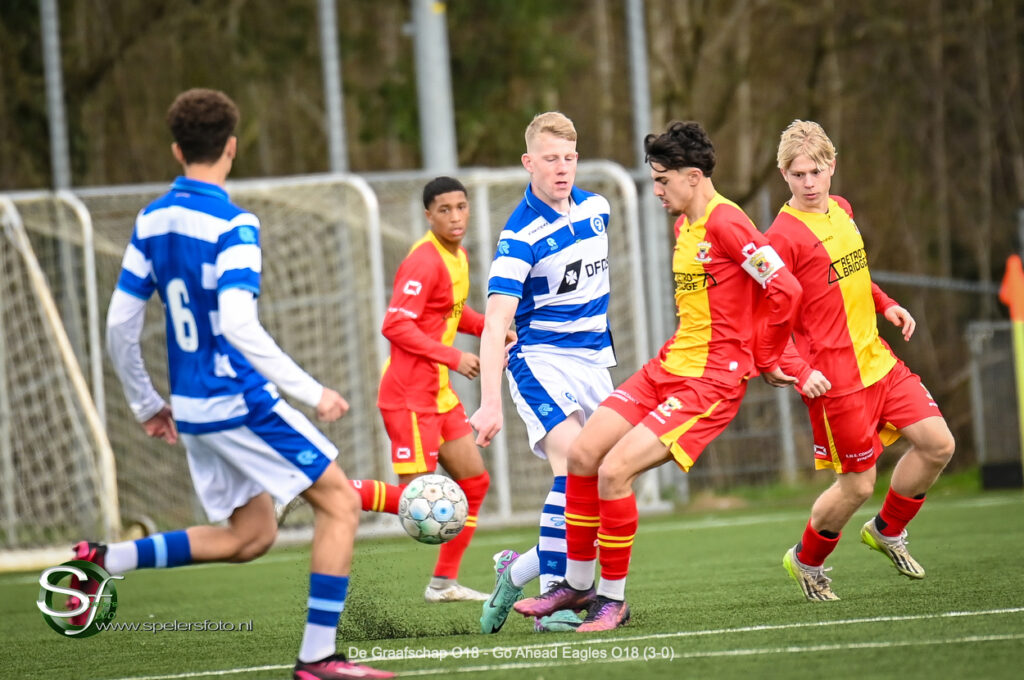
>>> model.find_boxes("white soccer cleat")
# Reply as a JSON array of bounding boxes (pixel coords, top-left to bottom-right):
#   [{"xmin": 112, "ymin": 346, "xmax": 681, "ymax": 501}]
[
  {"xmin": 424, "ymin": 581, "xmax": 490, "ymax": 603},
  {"xmin": 783, "ymin": 546, "xmax": 840, "ymax": 601},
  {"xmin": 860, "ymin": 519, "xmax": 925, "ymax": 579}
]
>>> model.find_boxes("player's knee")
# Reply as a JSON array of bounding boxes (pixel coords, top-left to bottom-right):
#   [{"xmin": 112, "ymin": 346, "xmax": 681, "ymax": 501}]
[
  {"xmin": 596, "ymin": 454, "xmax": 632, "ymax": 496},
  {"xmin": 845, "ymin": 476, "xmax": 875, "ymax": 504},
  {"xmin": 931, "ymin": 431, "xmax": 956, "ymax": 466},
  {"xmin": 568, "ymin": 438, "xmax": 603, "ymax": 475},
  {"xmin": 237, "ymin": 530, "xmax": 277, "ymax": 562}
]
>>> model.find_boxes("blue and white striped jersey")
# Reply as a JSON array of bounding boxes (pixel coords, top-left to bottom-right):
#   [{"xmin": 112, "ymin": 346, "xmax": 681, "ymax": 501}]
[
  {"xmin": 115, "ymin": 177, "xmax": 269, "ymax": 434},
  {"xmin": 487, "ymin": 184, "xmax": 615, "ymax": 367}
]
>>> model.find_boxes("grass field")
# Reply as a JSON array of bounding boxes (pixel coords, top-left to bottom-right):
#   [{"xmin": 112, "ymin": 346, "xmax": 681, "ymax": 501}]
[{"xmin": 3, "ymin": 474, "xmax": 1023, "ymax": 679}]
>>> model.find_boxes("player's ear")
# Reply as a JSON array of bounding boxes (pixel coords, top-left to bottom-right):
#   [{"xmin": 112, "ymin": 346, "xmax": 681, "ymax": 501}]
[
  {"xmin": 521, "ymin": 152, "xmax": 532, "ymax": 173},
  {"xmin": 225, "ymin": 136, "xmax": 237, "ymax": 160},
  {"xmin": 171, "ymin": 142, "xmax": 185, "ymax": 166}
]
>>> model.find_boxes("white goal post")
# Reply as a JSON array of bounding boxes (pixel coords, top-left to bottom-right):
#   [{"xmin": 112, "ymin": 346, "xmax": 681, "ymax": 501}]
[{"xmin": 0, "ymin": 196, "xmax": 120, "ymax": 570}]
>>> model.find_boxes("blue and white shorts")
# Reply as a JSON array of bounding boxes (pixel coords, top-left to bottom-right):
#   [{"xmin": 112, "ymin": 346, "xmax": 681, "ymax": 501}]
[
  {"xmin": 180, "ymin": 393, "xmax": 338, "ymax": 522},
  {"xmin": 506, "ymin": 352, "xmax": 613, "ymax": 458}
]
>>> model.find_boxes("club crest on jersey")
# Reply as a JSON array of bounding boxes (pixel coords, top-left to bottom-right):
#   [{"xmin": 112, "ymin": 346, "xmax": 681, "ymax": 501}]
[
  {"xmin": 750, "ymin": 251, "xmax": 772, "ymax": 278},
  {"xmin": 498, "ymin": 240, "xmax": 511, "ymax": 255},
  {"xmin": 403, "ymin": 280, "xmax": 422, "ymax": 295},
  {"xmin": 656, "ymin": 396, "xmax": 683, "ymax": 418},
  {"xmin": 546, "ymin": 237, "xmax": 559, "ymax": 251},
  {"xmin": 695, "ymin": 240, "xmax": 713, "ymax": 263},
  {"xmin": 591, "ymin": 216, "xmax": 606, "ymax": 234},
  {"xmin": 237, "ymin": 226, "xmax": 257, "ymax": 244}
]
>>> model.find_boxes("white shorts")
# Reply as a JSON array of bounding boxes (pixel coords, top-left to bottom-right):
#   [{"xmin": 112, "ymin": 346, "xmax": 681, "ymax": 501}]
[
  {"xmin": 180, "ymin": 396, "xmax": 338, "ymax": 522},
  {"xmin": 506, "ymin": 352, "xmax": 613, "ymax": 458}
]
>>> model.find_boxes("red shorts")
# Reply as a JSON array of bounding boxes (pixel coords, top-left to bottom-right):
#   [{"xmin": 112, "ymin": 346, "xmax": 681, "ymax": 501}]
[
  {"xmin": 380, "ymin": 403, "xmax": 472, "ymax": 475},
  {"xmin": 807, "ymin": 360, "xmax": 944, "ymax": 474},
  {"xmin": 602, "ymin": 359, "xmax": 747, "ymax": 471}
]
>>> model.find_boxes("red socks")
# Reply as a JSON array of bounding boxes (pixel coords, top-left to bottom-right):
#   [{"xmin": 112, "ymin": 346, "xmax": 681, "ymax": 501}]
[
  {"xmin": 565, "ymin": 474, "xmax": 600, "ymax": 561},
  {"xmin": 349, "ymin": 479, "xmax": 405, "ymax": 514},
  {"xmin": 877, "ymin": 488, "xmax": 925, "ymax": 537},
  {"xmin": 796, "ymin": 520, "xmax": 840, "ymax": 567},
  {"xmin": 433, "ymin": 471, "xmax": 489, "ymax": 579},
  {"xmin": 597, "ymin": 494, "xmax": 638, "ymax": 581}
]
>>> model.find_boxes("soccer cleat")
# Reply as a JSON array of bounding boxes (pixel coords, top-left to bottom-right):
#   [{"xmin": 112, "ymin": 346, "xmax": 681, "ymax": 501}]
[
  {"xmin": 533, "ymin": 608, "xmax": 583, "ymax": 632},
  {"xmin": 424, "ymin": 581, "xmax": 489, "ymax": 603},
  {"xmin": 293, "ymin": 653, "xmax": 395, "ymax": 679},
  {"xmin": 860, "ymin": 519, "xmax": 925, "ymax": 579},
  {"xmin": 576, "ymin": 595, "xmax": 631, "ymax": 632},
  {"xmin": 514, "ymin": 579, "xmax": 596, "ymax": 618},
  {"xmin": 480, "ymin": 549, "xmax": 523, "ymax": 634},
  {"xmin": 783, "ymin": 546, "xmax": 839, "ymax": 601},
  {"xmin": 68, "ymin": 541, "xmax": 108, "ymax": 626}
]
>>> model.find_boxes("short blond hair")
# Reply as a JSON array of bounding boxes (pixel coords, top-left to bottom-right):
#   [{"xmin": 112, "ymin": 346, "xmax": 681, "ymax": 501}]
[
  {"xmin": 777, "ymin": 120, "xmax": 836, "ymax": 171},
  {"xmin": 525, "ymin": 111, "xmax": 577, "ymax": 151}
]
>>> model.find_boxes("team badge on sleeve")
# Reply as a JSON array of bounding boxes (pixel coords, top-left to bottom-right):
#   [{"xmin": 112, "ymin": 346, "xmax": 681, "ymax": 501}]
[
  {"xmin": 740, "ymin": 243, "xmax": 785, "ymax": 287},
  {"xmin": 403, "ymin": 280, "xmax": 423, "ymax": 295}
]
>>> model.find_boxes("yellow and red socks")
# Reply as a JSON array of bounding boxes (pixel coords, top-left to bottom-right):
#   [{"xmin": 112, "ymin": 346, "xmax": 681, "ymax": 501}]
[
  {"xmin": 565, "ymin": 473, "xmax": 599, "ymax": 590},
  {"xmin": 875, "ymin": 488, "xmax": 925, "ymax": 537},
  {"xmin": 795, "ymin": 521, "xmax": 839, "ymax": 567},
  {"xmin": 350, "ymin": 479, "xmax": 405, "ymax": 514},
  {"xmin": 596, "ymin": 493, "xmax": 637, "ymax": 592},
  {"xmin": 538, "ymin": 475, "xmax": 568, "ymax": 592},
  {"xmin": 299, "ymin": 573, "xmax": 348, "ymax": 663},
  {"xmin": 433, "ymin": 471, "xmax": 489, "ymax": 579}
]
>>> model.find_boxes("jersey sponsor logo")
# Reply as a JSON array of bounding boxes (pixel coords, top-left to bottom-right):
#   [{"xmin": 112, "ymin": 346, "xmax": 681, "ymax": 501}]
[
  {"xmin": 591, "ymin": 215, "xmax": 606, "ymax": 234},
  {"xmin": 828, "ymin": 247, "xmax": 868, "ymax": 283},
  {"xmin": 557, "ymin": 260, "xmax": 583, "ymax": 293},
  {"xmin": 695, "ymin": 240, "xmax": 712, "ymax": 263},
  {"xmin": 396, "ymin": 447, "xmax": 412, "ymax": 460},
  {"xmin": 445, "ymin": 299, "xmax": 466, "ymax": 320},
  {"xmin": 403, "ymin": 280, "xmax": 423, "ymax": 295},
  {"xmin": 585, "ymin": 258, "xmax": 609, "ymax": 276},
  {"xmin": 564, "ymin": 391, "xmax": 578, "ymax": 404},
  {"xmin": 674, "ymin": 271, "xmax": 716, "ymax": 293}
]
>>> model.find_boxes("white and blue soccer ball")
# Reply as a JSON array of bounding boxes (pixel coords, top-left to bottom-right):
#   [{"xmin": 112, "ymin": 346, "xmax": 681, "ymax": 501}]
[{"xmin": 397, "ymin": 474, "xmax": 468, "ymax": 545}]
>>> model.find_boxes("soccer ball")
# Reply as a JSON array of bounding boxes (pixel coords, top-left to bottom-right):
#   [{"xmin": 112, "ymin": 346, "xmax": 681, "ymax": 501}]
[{"xmin": 397, "ymin": 474, "xmax": 468, "ymax": 545}]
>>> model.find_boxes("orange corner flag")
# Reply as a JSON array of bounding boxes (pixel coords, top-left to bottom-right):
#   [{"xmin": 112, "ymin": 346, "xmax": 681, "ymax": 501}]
[{"xmin": 1000, "ymin": 255, "xmax": 1024, "ymax": 321}]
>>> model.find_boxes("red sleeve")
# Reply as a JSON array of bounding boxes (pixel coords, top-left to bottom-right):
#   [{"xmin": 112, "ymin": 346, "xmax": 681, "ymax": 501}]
[
  {"xmin": 458, "ymin": 305, "xmax": 485, "ymax": 336},
  {"xmin": 776, "ymin": 337, "xmax": 815, "ymax": 387},
  {"xmin": 381, "ymin": 249, "xmax": 462, "ymax": 369},
  {"xmin": 871, "ymin": 282, "xmax": 899, "ymax": 313},
  {"xmin": 752, "ymin": 267, "xmax": 802, "ymax": 371}
]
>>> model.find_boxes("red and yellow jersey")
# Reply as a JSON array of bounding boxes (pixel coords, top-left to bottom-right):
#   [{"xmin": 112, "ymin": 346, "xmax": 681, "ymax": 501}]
[
  {"xmin": 378, "ymin": 231, "xmax": 484, "ymax": 412},
  {"xmin": 766, "ymin": 195, "xmax": 898, "ymax": 396},
  {"xmin": 659, "ymin": 193, "xmax": 797, "ymax": 383}
]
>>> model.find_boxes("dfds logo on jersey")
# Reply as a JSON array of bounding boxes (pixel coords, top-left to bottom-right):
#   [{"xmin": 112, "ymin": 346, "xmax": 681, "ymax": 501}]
[{"xmin": 37, "ymin": 560, "xmax": 123, "ymax": 637}]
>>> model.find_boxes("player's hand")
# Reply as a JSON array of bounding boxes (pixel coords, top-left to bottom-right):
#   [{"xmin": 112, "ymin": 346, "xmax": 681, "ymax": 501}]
[
  {"xmin": 456, "ymin": 352, "xmax": 481, "ymax": 379},
  {"xmin": 800, "ymin": 370, "xmax": 832, "ymax": 399},
  {"xmin": 316, "ymin": 388, "xmax": 349, "ymax": 422},
  {"xmin": 142, "ymin": 405, "xmax": 178, "ymax": 444},
  {"xmin": 762, "ymin": 366, "xmax": 798, "ymax": 388},
  {"xmin": 884, "ymin": 305, "xmax": 915, "ymax": 341},
  {"xmin": 470, "ymin": 401, "xmax": 503, "ymax": 447}
]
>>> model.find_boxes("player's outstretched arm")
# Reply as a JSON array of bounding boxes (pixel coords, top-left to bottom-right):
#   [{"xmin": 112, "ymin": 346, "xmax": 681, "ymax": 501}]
[
  {"xmin": 219, "ymin": 288, "xmax": 327, "ymax": 409},
  {"xmin": 470, "ymin": 294, "xmax": 518, "ymax": 446},
  {"xmin": 106, "ymin": 288, "xmax": 170, "ymax": 428}
]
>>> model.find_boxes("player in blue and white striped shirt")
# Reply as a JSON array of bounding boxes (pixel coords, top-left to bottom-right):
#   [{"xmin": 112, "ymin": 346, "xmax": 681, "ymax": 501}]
[
  {"xmin": 473, "ymin": 112, "xmax": 615, "ymax": 634},
  {"xmin": 71, "ymin": 89, "xmax": 392, "ymax": 679}
]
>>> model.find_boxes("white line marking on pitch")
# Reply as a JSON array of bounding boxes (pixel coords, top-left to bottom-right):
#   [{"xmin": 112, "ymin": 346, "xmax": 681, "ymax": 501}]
[{"xmin": 101, "ymin": 607, "xmax": 1024, "ymax": 680}]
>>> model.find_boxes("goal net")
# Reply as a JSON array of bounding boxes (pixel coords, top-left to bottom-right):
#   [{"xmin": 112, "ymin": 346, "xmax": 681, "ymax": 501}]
[{"xmin": 0, "ymin": 196, "xmax": 119, "ymax": 568}]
